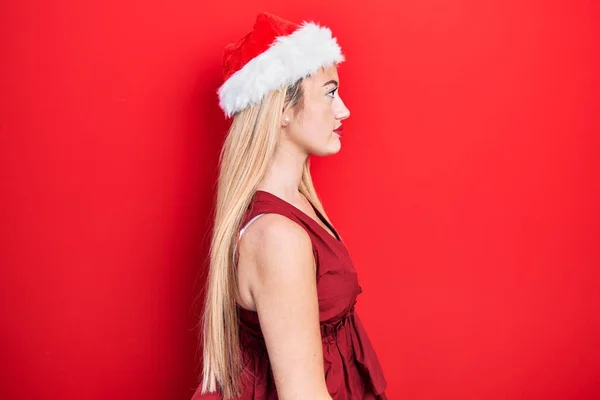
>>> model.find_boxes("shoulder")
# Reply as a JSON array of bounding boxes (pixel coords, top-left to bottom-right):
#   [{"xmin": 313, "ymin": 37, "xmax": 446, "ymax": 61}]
[
  {"xmin": 245, "ymin": 212, "xmax": 306, "ymax": 238},
  {"xmin": 239, "ymin": 213, "xmax": 315, "ymax": 275}
]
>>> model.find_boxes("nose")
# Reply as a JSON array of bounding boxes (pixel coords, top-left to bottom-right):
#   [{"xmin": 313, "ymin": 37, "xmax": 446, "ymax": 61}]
[{"xmin": 335, "ymin": 96, "xmax": 350, "ymax": 121}]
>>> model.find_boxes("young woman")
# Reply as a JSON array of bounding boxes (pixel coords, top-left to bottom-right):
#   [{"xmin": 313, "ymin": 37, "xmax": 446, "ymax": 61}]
[{"xmin": 193, "ymin": 12, "xmax": 387, "ymax": 400}]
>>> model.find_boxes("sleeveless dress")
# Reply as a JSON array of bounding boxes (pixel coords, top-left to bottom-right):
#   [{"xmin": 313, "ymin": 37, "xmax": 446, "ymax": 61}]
[{"xmin": 192, "ymin": 190, "xmax": 387, "ymax": 400}]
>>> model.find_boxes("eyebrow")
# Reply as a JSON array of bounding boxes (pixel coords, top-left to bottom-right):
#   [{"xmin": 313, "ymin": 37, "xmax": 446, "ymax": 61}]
[{"xmin": 322, "ymin": 79, "xmax": 339, "ymax": 87}]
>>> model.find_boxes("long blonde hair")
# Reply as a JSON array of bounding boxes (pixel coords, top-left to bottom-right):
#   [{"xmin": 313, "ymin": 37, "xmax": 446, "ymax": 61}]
[{"xmin": 198, "ymin": 76, "xmax": 334, "ymax": 399}]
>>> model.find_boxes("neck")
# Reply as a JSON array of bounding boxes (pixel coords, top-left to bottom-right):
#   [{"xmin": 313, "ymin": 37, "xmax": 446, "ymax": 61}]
[{"xmin": 257, "ymin": 141, "xmax": 308, "ymax": 203}]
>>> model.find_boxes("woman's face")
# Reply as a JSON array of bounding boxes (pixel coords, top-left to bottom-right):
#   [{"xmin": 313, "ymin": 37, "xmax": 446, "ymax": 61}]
[{"xmin": 282, "ymin": 64, "xmax": 350, "ymax": 156}]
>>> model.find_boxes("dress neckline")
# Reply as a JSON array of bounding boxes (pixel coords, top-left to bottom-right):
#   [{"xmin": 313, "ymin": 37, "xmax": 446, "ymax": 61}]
[{"xmin": 254, "ymin": 190, "xmax": 343, "ymax": 243}]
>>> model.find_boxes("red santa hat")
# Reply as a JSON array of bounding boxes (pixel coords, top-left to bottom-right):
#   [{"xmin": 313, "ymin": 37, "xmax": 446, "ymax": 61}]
[{"xmin": 218, "ymin": 12, "xmax": 345, "ymax": 118}]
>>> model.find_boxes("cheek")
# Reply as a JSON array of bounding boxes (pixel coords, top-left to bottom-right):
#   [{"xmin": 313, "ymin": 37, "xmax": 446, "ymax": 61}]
[
  {"xmin": 304, "ymin": 115, "xmax": 332, "ymax": 139},
  {"xmin": 308, "ymin": 104, "xmax": 334, "ymax": 127},
  {"xmin": 296, "ymin": 103, "xmax": 334, "ymax": 139}
]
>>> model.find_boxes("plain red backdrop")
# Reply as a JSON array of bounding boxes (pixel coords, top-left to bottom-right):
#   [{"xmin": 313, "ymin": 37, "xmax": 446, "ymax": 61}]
[{"xmin": 1, "ymin": 1, "xmax": 599, "ymax": 399}]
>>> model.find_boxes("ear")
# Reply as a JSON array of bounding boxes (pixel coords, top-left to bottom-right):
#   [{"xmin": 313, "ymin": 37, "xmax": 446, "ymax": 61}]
[{"xmin": 281, "ymin": 114, "xmax": 290, "ymax": 127}]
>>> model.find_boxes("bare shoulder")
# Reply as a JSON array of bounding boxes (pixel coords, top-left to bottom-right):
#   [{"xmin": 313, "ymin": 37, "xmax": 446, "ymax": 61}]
[{"xmin": 240, "ymin": 213, "xmax": 314, "ymax": 275}]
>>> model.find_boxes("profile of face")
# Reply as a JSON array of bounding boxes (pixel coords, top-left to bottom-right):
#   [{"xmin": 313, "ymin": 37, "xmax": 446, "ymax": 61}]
[{"xmin": 281, "ymin": 64, "xmax": 351, "ymax": 156}]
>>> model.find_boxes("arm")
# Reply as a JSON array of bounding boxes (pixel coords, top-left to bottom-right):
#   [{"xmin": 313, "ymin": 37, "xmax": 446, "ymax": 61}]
[{"xmin": 241, "ymin": 214, "xmax": 332, "ymax": 400}]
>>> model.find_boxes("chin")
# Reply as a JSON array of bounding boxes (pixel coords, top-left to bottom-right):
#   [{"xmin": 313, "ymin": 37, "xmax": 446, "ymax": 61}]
[
  {"xmin": 317, "ymin": 141, "xmax": 342, "ymax": 156},
  {"xmin": 307, "ymin": 135, "xmax": 342, "ymax": 156},
  {"xmin": 330, "ymin": 136, "xmax": 343, "ymax": 152}
]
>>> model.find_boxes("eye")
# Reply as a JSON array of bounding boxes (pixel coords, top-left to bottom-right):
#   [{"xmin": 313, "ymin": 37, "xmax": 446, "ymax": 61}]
[{"xmin": 327, "ymin": 87, "xmax": 338, "ymax": 98}]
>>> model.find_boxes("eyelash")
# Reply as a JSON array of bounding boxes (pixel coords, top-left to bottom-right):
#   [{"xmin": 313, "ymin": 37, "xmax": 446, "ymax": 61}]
[{"xmin": 327, "ymin": 87, "xmax": 338, "ymax": 98}]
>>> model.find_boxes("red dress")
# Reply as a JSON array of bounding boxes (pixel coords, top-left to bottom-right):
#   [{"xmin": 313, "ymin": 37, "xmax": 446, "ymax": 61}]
[{"xmin": 192, "ymin": 190, "xmax": 387, "ymax": 399}]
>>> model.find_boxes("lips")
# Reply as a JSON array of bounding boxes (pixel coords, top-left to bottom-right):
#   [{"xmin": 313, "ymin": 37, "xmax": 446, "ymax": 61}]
[{"xmin": 334, "ymin": 126, "xmax": 344, "ymax": 136}]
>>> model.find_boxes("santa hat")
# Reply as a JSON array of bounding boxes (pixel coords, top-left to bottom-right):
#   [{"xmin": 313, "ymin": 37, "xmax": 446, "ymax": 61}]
[{"xmin": 217, "ymin": 12, "xmax": 345, "ymax": 118}]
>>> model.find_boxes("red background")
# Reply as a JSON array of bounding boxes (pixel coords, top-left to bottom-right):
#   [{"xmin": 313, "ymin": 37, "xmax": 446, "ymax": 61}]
[{"xmin": 1, "ymin": 1, "xmax": 599, "ymax": 399}]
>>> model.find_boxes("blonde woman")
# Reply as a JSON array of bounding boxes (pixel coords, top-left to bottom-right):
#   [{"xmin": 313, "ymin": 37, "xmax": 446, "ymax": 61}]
[{"xmin": 193, "ymin": 12, "xmax": 387, "ymax": 400}]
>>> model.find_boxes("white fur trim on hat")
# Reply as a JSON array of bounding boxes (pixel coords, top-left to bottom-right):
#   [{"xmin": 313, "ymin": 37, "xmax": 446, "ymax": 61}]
[{"xmin": 218, "ymin": 21, "xmax": 345, "ymax": 118}]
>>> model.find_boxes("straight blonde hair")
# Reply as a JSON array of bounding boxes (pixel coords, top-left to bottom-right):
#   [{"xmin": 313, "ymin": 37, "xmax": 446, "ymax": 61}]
[{"xmin": 197, "ymin": 77, "xmax": 334, "ymax": 399}]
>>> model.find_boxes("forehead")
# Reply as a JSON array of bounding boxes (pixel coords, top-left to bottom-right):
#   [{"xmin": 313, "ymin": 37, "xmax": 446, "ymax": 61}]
[{"xmin": 305, "ymin": 64, "xmax": 339, "ymax": 87}]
